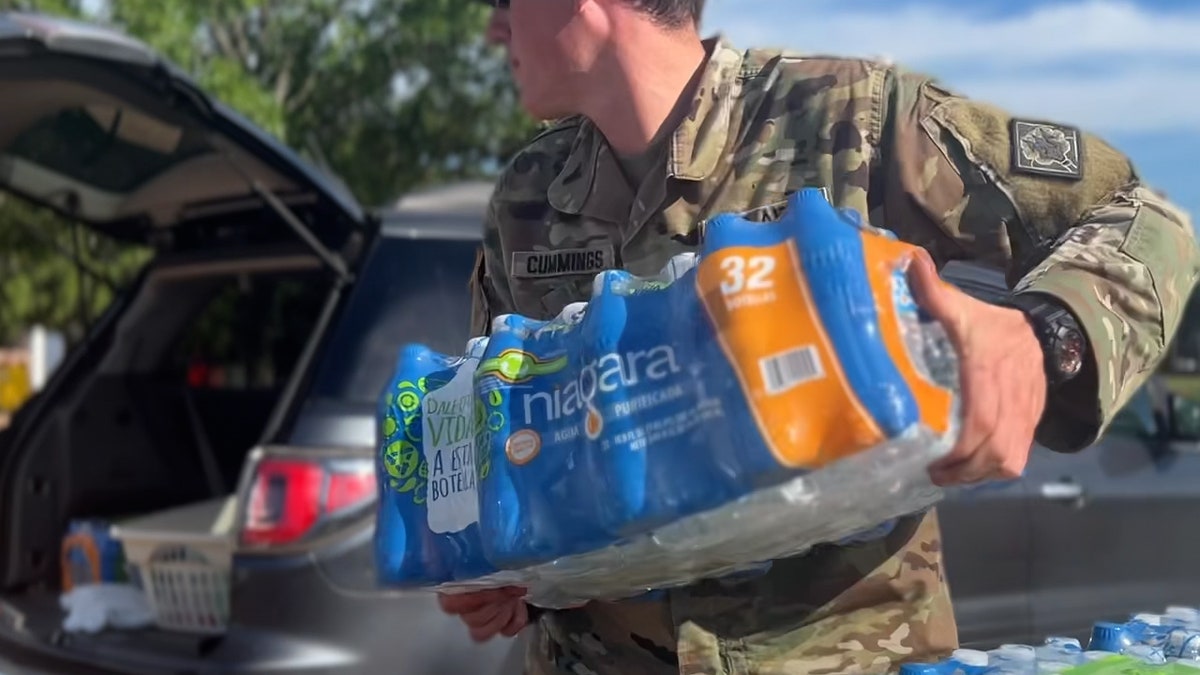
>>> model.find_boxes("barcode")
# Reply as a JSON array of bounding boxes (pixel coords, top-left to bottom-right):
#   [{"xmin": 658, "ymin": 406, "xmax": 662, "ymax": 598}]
[{"xmin": 759, "ymin": 346, "xmax": 824, "ymax": 395}]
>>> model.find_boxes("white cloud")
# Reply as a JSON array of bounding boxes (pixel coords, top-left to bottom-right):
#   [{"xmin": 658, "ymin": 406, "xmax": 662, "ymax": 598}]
[
  {"xmin": 703, "ymin": 0, "xmax": 1200, "ymax": 133},
  {"xmin": 957, "ymin": 66, "xmax": 1199, "ymax": 134}
]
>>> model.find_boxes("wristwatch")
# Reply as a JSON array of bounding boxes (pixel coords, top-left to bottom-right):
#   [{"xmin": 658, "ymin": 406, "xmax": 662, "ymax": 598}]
[{"xmin": 1000, "ymin": 292, "xmax": 1088, "ymax": 389}]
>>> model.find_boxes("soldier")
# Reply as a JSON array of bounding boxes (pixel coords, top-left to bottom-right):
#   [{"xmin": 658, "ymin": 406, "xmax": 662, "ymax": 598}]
[{"xmin": 440, "ymin": 1, "xmax": 1200, "ymax": 673}]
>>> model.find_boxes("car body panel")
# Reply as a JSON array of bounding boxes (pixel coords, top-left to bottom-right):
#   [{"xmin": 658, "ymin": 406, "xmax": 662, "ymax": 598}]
[
  {"xmin": 1025, "ymin": 417, "xmax": 1200, "ymax": 641},
  {"xmin": 229, "ymin": 540, "xmax": 525, "ymax": 675}
]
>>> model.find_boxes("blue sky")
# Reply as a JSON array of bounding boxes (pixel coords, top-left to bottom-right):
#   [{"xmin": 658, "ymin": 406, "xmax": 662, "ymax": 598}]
[{"xmin": 702, "ymin": 0, "xmax": 1200, "ymax": 223}]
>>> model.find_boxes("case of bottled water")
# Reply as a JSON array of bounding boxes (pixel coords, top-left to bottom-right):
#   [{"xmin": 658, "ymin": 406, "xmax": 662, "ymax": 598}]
[
  {"xmin": 900, "ymin": 606, "xmax": 1200, "ymax": 674},
  {"xmin": 374, "ymin": 188, "xmax": 963, "ymax": 607}
]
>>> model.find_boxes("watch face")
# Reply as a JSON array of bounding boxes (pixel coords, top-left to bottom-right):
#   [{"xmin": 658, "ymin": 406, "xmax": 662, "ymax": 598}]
[{"xmin": 1054, "ymin": 328, "xmax": 1085, "ymax": 377}]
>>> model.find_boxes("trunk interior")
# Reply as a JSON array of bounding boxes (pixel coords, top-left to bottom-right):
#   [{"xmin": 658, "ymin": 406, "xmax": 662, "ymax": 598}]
[{"xmin": 0, "ymin": 238, "xmax": 334, "ymax": 664}]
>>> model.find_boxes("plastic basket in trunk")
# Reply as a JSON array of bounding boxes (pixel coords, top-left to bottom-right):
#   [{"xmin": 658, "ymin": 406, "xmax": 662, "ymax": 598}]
[{"xmin": 110, "ymin": 497, "xmax": 236, "ymax": 635}]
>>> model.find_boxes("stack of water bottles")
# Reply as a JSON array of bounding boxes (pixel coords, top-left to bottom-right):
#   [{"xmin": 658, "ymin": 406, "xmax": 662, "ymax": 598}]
[
  {"xmin": 374, "ymin": 188, "xmax": 964, "ymax": 608},
  {"xmin": 899, "ymin": 606, "xmax": 1200, "ymax": 674}
]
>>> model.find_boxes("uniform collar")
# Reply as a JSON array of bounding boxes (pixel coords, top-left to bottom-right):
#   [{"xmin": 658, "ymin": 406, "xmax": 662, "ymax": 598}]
[
  {"xmin": 667, "ymin": 36, "xmax": 745, "ymax": 181},
  {"xmin": 547, "ymin": 36, "xmax": 746, "ymax": 222}
]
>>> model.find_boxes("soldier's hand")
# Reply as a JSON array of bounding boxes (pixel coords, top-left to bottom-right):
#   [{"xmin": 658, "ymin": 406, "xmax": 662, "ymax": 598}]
[
  {"xmin": 437, "ymin": 587, "xmax": 530, "ymax": 642},
  {"xmin": 905, "ymin": 249, "xmax": 1047, "ymax": 486}
]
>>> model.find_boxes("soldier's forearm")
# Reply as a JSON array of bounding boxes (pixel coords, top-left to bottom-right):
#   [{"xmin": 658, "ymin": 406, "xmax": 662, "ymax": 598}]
[
  {"xmin": 876, "ymin": 70, "xmax": 1200, "ymax": 451},
  {"xmin": 1013, "ymin": 185, "xmax": 1200, "ymax": 451}
]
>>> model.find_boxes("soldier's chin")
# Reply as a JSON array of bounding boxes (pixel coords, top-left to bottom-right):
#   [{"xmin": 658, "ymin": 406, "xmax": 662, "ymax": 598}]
[{"xmin": 519, "ymin": 89, "xmax": 571, "ymax": 122}]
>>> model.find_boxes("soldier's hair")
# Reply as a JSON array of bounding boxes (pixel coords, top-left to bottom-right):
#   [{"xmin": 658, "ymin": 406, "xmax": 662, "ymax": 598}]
[{"xmin": 623, "ymin": 0, "xmax": 706, "ymax": 28}]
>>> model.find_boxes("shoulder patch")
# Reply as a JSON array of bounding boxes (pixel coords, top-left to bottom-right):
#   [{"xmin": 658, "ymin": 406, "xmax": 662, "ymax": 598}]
[{"xmin": 1010, "ymin": 119, "xmax": 1083, "ymax": 180}]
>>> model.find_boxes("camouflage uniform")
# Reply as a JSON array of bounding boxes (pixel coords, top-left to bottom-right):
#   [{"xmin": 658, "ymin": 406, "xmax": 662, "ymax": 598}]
[{"xmin": 468, "ymin": 38, "xmax": 1200, "ymax": 675}]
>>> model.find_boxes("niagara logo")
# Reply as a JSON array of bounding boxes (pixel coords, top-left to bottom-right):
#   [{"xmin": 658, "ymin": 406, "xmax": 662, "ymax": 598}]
[
  {"xmin": 518, "ymin": 346, "xmax": 682, "ymax": 433},
  {"xmin": 476, "ymin": 345, "xmax": 683, "ymax": 439}
]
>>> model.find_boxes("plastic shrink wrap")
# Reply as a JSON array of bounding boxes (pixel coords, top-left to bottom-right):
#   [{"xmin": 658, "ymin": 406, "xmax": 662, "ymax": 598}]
[{"xmin": 375, "ymin": 188, "xmax": 962, "ymax": 608}]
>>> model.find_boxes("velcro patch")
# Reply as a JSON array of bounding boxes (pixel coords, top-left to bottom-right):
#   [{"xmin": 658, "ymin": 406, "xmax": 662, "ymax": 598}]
[
  {"xmin": 735, "ymin": 187, "xmax": 831, "ymax": 223},
  {"xmin": 1010, "ymin": 119, "xmax": 1083, "ymax": 180},
  {"xmin": 512, "ymin": 246, "xmax": 615, "ymax": 279}
]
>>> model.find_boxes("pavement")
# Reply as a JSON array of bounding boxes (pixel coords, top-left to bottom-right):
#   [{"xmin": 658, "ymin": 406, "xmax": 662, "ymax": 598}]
[
  {"xmin": 0, "ymin": 642, "xmax": 58, "ymax": 675},
  {"xmin": 0, "ymin": 655, "xmax": 42, "ymax": 675}
]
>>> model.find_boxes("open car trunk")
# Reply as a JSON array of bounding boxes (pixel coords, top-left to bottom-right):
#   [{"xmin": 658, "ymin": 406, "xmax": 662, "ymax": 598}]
[
  {"xmin": 2, "ymin": 592, "xmax": 230, "ymax": 673},
  {"xmin": 0, "ymin": 11, "xmax": 371, "ymax": 670},
  {"xmin": 0, "ymin": 241, "xmax": 338, "ymax": 666}
]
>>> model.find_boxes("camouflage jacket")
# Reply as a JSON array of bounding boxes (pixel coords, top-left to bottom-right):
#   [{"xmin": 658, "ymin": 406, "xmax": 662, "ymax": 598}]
[{"xmin": 469, "ymin": 38, "xmax": 1200, "ymax": 675}]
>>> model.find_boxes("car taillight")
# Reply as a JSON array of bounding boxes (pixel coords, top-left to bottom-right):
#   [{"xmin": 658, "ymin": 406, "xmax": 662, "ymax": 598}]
[{"xmin": 238, "ymin": 446, "xmax": 377, "ymax": 550}]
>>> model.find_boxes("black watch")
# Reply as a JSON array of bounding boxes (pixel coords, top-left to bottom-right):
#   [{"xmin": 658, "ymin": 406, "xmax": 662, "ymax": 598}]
[{"xmin": 1000, "ymin": 292, "xmax": 1088, "ymax": 389}]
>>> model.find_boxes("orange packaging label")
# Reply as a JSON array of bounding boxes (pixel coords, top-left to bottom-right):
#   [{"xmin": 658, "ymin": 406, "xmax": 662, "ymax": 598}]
[{"xmin": 695, "ymin": 236, "xmax": 953, "ymax": 469}]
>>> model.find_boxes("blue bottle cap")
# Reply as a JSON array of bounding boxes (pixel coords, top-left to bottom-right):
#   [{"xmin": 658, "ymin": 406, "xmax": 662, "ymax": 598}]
[{"xmin": 1089, "ymin": 621, "xmax": 1128, "ymax": 652}]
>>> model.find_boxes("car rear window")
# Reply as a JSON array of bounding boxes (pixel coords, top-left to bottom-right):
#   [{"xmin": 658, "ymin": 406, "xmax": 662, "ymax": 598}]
[{"xmin": 306, "ymin": 236, "xmax": 478, "ymax": 405}]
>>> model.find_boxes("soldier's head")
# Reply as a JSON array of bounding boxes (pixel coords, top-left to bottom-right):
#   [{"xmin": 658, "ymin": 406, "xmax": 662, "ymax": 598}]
[{"xmin": 481, "ymin": 0, "xmax": 706, "ymax": 120}]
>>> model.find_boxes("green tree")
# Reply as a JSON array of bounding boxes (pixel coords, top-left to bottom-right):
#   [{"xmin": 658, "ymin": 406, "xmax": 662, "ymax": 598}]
[
  {"xmin": 100, "ymin": 0, "xmax": 535, "ymax": 205},
  {"xmin": 0, "ymin": 197, "xmax": 151, "ymax": 345},
  {"xmin": 0, "ymin": 0, "xmax": 537, "ymax": 344},
  {"xmin": 0, "ymin": 0, "xmax": 77, "ymax": 15}
]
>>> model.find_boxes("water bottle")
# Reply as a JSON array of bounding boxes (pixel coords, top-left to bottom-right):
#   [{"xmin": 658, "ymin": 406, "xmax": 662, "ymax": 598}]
[
  {"xmin": 1037, "ymin": 636, "xmax": 1084, "ymax": 665},
  {"xmin": 1167, "ymin": 607, "xmax": 1200, "ymax": 626},
  {"xmin": 1090, "ymin": 619, "xmax": 1200, "ymax": 661},
  {"xmin": 374, "ymin": 340, "xmax": 497, "ymax": 585},
  {"xmin": 988, "ymin": 644, "xmax": 1037, "ymax": 673}
]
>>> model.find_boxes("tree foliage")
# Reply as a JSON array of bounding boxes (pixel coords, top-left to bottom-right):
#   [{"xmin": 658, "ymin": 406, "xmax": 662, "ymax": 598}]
[
  {"xmin": 0, "ymin": 0, "xmax": 536, "ymax": 344},
  {"xmin": 0, "ymin": 197, "xmax": 151, "ymax": 345},
  {"xmin": 100, "ymin": 0, "xmax": 533, "ymax": 205}
]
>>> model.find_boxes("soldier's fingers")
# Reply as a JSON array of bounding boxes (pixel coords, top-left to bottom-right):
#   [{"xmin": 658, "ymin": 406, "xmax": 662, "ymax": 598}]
[
  {"xmin": 993, "ymin": 431, "xmax": 1030, "ymax": 481},
  {"xmin": 929, "ymin": 431, "xmax": 1000, "ymax": 486},
  {"xmin": 930, "ymin": 367, "xmax": 998, "ymax": 472},
  {"xmin": 438, "ymin": 593, "xmax": 478, "ymax": 615},
  {"xmin": 989, "ymin": 389, "xmax": 1038, "ymax": 481},
  {"xmin": 462, "ymin": 598, "xmax": 509, "ymax": 628},
  {"xmin": 468, "ymin": 602, "xmax": 516, "ymax": 642},
  {"xmin": 930, "ymin": 382, "xmax": 1001, "ymax": 485},
  {"xmin": 906, "ymin": 249, "xmax": 956, "ymax": 324},
  {"xmin": 500, "ymin": 602, "xmax": 529, "ymax": 637},
  {"xmin": 439, "ymin": 588, "xmax": 515, "ymax": 614},
  {"xmin": 942, "ymin": 363, "xmax": 1039, "ymax": 484},
  {"xmin": 926, "ymin": 432, "xmax": 1003, "ymax": 485}
]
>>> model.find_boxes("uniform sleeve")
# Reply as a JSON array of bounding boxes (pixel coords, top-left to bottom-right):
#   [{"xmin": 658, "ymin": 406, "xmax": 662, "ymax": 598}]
[
  {"xmin": 468, "ymin": 197, "xmax": 518, "ymax": 337},
  {"xmin": 876, "ymin": 67, "xmax": 1200, "ymax": 452}
]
